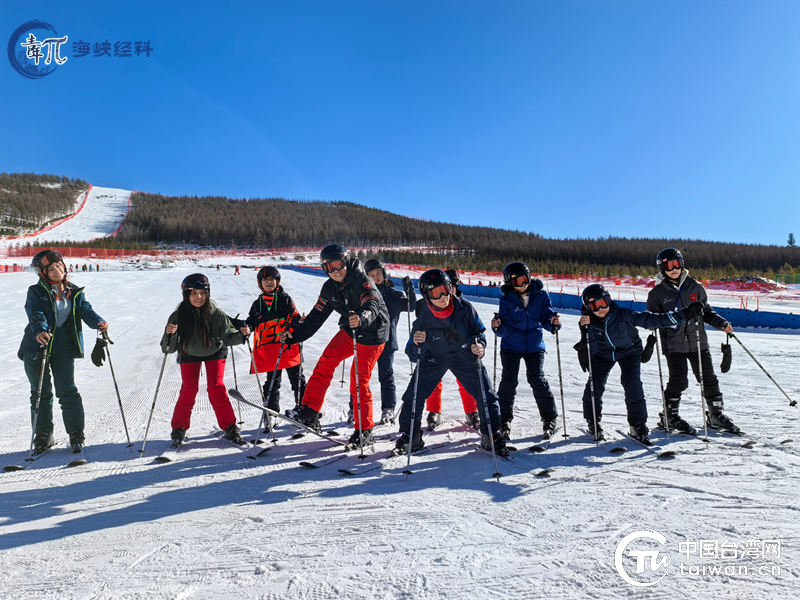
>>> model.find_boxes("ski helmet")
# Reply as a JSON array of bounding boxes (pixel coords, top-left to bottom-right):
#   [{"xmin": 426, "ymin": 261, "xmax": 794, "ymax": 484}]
[
  {"xmin": 257, "ymin": 266, "xmax": 281, "ymax": 286},
  {"xmin": 502, "ymin": 262, "xmax": 531, "ymax": 286},
  {"xmin": 320, "ymin": 244, "xmax": 348, "ymax": 274},
  {"xmin": 181, "ymin": 273, "xmax": 210, "ymax": 295},
  {"xmin": 444, "ymin": 269, "xmax": 461, "ymax": 287},
  {"xmin": 363, "ymin": 258, "xmax": 383, "ymax": 274},
  {"xmin": 581, "ymin": 283, "xmax": 611, "ymax": 312},
  {"xmin": 31, "ymin": 249, "xmax": 64, "ymax": 273},
  {"xmin": 419, "ymin": 268, "xmax": 452, "ymax": 301},
  {"xmin": 656, "ymin": 248, "xmax": 684, "ymax": 274}
]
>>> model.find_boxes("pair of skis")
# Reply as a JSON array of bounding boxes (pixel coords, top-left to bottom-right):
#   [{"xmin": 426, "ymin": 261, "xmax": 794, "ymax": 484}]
[{"xmin": 3, "ymin": 443, "xmax": 87, "ymax": 472}]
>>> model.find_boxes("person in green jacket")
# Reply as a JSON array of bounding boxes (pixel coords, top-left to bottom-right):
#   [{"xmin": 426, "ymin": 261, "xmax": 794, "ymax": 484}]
[{"xmin": 160, "ymin": 273, "xmax": 247, "ymax": 448}]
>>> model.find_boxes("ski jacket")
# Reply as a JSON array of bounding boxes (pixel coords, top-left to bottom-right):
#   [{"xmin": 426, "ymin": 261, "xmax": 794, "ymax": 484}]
[
  {"xmin": 494, "ymin": 279, "xmax": 556, "ymax": 353},
  {"xmin": 582, "ymin": 302, "xmax": 684, "ymax": 363},
  {"xmin": 646, "ymin": 271, "xmax": 729, "ymax": 353},
  {"xmin": 244, "ymin": 286, "xmax": 301, "ymax": 371},
  {"xmin": 18, "ymin": 279, "xmax": 104, "ymax": 359},
  {"xmin": 406, "ymin": 295, "xmax": 486, "ymax": 362},
  {"xmin": 376, "ymin": 279, "xmax": 415, "ymax": 352},
  {"xmin": 161, "ymin": 300, "xmax": 245, "ymax": 363},
  {"xmin": 290, "ymin": 258, "xmax": 390, "ymax": 346}
]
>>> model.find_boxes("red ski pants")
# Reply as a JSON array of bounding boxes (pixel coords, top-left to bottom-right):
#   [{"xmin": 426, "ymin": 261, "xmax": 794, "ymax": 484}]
[
  {"xmin": 425, "ymin": 379, "xmax": 478, "ymax": 414},
  {"xmin": 171, "ymin": 359, "xmax": 237, "ymax": 431},
  {"xmin": 302, "ymin": 328, "xmax": 384, "ymax": 430}
]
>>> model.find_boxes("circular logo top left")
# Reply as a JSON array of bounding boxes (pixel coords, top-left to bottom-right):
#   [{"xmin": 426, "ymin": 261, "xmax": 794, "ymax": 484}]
[{"xmin": 8, "ymin": 20, "xmax": 68, "ymax": 79}]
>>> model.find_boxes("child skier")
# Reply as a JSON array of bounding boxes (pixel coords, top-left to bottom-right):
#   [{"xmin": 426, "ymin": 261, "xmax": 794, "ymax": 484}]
[
  {"xmin": 575, "ymin": 283, "xmax": 702, "ymax": 443},
  {"xmin": 646, "ymin": 248, "xmax": 738, "ymax": 434},
  {"xmin": 282, "ymin": 245, "xmax": 389, "ymax": 448},
  {"xmin": 161, "ymin": 273, "xmax": 247, "ymax": 448},
  {"xmin": 397, "ymin": 269, "xmax": 509, "ymax": 456},
  {"xmin": 18, "ymin": 250, "xmax": 109, "ymax": 455},
  {"xmin": 490, "ymin": 261, "xmax": 560, "ymax": 440},
  {"xmin": 242, "ymin": 266, "xmax": 305, "ymax": 416}
]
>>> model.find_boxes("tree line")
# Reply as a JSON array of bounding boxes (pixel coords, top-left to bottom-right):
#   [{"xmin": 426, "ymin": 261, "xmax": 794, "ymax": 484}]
[{"xmin": 0, "ymin": 173, "xmax": 89, "ymax": 235}]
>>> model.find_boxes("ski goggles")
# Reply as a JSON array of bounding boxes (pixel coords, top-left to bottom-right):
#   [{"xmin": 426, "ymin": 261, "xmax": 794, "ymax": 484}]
[
  {"xmin": 509, "ymin": 273, "xmax": 530, "ymax": 287},
  {"xmin": 427, "ymin": 283, "xmax": 452, "ymax": 300},
  {"xmin": 39, "ymin": 250, "xmax": 64, "ymax": 269},
  {"xmin": 322, "ymin": 258, "xmax": 346, "ymax": 274},
  {"xmin": 585, "ymin": 296, "xmax": 610, "ymax": 312},
  {"xmin": 661, "ymin": 259, "xmax": 683, "ymax": 271}
]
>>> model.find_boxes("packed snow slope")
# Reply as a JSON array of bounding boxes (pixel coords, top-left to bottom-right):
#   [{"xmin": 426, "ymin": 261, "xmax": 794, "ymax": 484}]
[{"xmin": 0, "ymin": 263, "xmax": 797, "ymax": 599}]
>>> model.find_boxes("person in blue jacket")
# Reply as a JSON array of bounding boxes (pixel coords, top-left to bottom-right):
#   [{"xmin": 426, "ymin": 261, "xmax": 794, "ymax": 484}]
[
  {"xmin": 18, "ymin": 250, "xmax": 109, "ymax": 455},
  {"xmin": 396, "ymin": 269, "xmax": 509, "ymax": 456},
  {"xmin": 490, "ymin": 261, "xmax": 560, "ymax": 440},
  {"xmin": 575, "ymin": 283, "xmax": 702, "ymax": 444}
]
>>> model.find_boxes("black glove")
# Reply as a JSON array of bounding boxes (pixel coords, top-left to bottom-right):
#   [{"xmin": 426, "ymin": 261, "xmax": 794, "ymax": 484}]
[
  {"xmin": 229, "ymin": 313, "xmax": 246, "ymax": 330},
  {"xmin": 91, "ymin": 336, "xmax": 107, "ymax": 367},
  {"xmin": 640, "ymin": 333, "xmax": 656, "ymax": 363},
  {"xmin": 720, "ymin": 336, "xmax": 732, "ymax": 373},
  {"xmin": 573, "ymin": 339, "xmax": 589, "ymax": 372},
  {"xmin": 683, "ymin": 302, "xmax": 704, "ymax": 320},
  {"xmin": 402, "ymin": 276, "xmax": 414, "ymax": 295}
]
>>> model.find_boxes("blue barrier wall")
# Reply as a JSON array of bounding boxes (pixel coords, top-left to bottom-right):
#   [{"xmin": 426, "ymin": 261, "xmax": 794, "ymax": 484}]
[{"xmin": 281, "ymin": 265, "xmax": 800, "ymax": 330}]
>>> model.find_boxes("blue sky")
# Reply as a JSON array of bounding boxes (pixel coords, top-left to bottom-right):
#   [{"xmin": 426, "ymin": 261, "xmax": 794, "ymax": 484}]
[{"xmin": 2, "ymin": 1, "xmax": 799, "ymax": 245}]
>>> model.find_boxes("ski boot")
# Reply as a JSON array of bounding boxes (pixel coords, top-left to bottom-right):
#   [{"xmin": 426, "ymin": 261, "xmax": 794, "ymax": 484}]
[
  {"xmin": 465, "ymin": 411, "xmax": 481, "ymax": 431},
  {"xmin": 499, "ymin": 420, "xmax": 512, "ymax": 441},
  {"xmin": 32, "ymin": 432, "xmax": 55, "ymax": 455},
  {"xmin": 481, "ymin": 431, "xmax": 511, "ymax": 457},
  {"xmin": 293, "ymin": 405, "xmax": 322, "ymax": 432},
  {"xmin": 705, "ymin": 398, "xmax": 740, "ymax": 434},
  {"xmin": 394, "ymin": 429, "xmax": 425, "ymax": 455},
  {"xmin": 379, "ymin": 408, "xmax": 395, "ymax": 425},
  {"xmin": 68, "ymin": 430, "xmax": 85, "ymax": 454},
  {"xmin": 628, "ymin": 422, "xmax": 652, "ymax": 445},
  {"xmin": 542, "ymin": 417, "xmax": 559, "ymax": 440},
  {"xmin": 170, "ymin": 427, "xmax": 186, "ymax": 449},
  {"xmin": 586, "ymin": 419, "xmax": 605, "ymax": 441},
  {"xmin": 657, "ymin": 398, "xmax": 697, "ymax": 435},
  {"xmin": 347, "ymin": 404, "xmax": 354, "ymax": 425},
  {"xmin": 223, "ymin": 424, "xmax": 245, "ymax": 445},
  {"xmin": 426, "ymin": 411, "xmax": 441, "ymax": 431},
  {"xmin": 346, "ymin": 428, "xmax": 374, "ymax": 450}
]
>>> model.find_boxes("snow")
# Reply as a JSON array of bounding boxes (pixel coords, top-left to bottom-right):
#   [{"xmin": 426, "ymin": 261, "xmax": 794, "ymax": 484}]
[{"xmin": 0, "ymin": 264, "xmax": 798, "ymax": 599}]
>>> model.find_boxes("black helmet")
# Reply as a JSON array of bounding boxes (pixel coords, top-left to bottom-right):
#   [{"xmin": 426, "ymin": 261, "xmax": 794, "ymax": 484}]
[
  {"xmin": 419, "ymin": 268, "xmax": 452, "ymax": 300},
  {"xmin": 656, "ymin": 248, "xmax": 684, "ymax": 274},
  {"xmin": 257, "ymin": 266, "xmax": 281, "ymax": 285},
  {"xmin": 502, "ymin": 261, "xmax": 531, "ymax": 286},
  {"xmin": 320, "ymin": 244, "xmax": 348, "ymax": 273},
  {"xmin": 444, "ymin": 269, "xmax": 461, "ymax": 286},
  {"xmin": 31, "ymin": 249, "xmax": 64, "ymax": 274},
  {"xmin": 181, "ymin": 273, "xmax": 210, "ymax": 293},
  {"xmin": 582, "ymin": 283, "xmax": 611, "ymax": 312},
  {"xmin": 363, "ymin": 258, "xmax": 383, "ymax": 274}
]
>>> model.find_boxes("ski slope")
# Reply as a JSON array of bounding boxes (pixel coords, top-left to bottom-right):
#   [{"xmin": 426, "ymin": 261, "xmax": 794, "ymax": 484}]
[{"xmin": 0, "ymin": 264, "xmax": 797, "ymax": 599}]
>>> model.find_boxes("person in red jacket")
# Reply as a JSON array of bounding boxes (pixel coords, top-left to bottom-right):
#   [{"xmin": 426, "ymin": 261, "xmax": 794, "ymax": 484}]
[{"xmin": 282, "ymin": 245, "xmax": 390, "ymax": 448}]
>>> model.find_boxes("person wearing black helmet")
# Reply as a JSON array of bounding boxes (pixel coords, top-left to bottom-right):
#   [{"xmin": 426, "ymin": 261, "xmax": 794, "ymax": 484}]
[
  {"xmin": 353, "ymin": 257, "xmax": 416, "ymax": 425},
  {"xmin": 490, "ymin": 261, "xmax": 561, "ymax": 440},
  {"xmin": 646, "ymin": 248, "xmax": 738, "ymax": 434},
  {"xmin": 241, "ymin": 266, "xmax": 305, "ymax": 415},
  {"xmin": 577, "ymin": 283, "xmax": 703, "ymax": 443},
  {"xmin": 18, "ymin": 249, "xmax": 109, "ymax": 456},
  {"xmin": 161, "ymin": 273, "xmax": 248, "ymax": 447},
  {"xmin": 396, "ymin": 268, "xmax": 509, "ymax": 456},
  {"xmin": 281, "ymin": 245, "xmax": 389, "ymax": 448}
]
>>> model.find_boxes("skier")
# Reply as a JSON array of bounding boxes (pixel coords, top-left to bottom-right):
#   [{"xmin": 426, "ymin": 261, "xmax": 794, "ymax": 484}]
[
  {"xmin": 396, "ymin": 269, "xmax": 509, "ymax": 456},
  {"xmin": 490, "ymin": 261, "xmax": 560, "ymax": 440},
  {"xmin": 161, "ymin": 273, "xmax": 247, "ymax": 448},
  {"xmin": 646, "ymin": 248, "xmax": 738, "ymax": 434},
  {"xmin": 281, "ymin": 245, "xmax": 389, "ymax": 448},
  {"xmin": 348, "ymin": 258, "xmax": 415, "ymax": 425},
  {"xmin": 575, "ymin": 283, "xmax": 703, "ymax": 443},
  {"xmin": 18, "ymin": 250, "xmax": 109, "ymax": 455},
  {"xmin": 241, "ymin": 266, "xmax": 305, "ymax": 416},
  {"xmin": 422, "ymin": 269, "xmax": 480, "ymax": 431}
]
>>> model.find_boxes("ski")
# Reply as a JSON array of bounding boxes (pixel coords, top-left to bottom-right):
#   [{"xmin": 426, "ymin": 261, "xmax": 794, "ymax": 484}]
[
  {"xmin": 299, "ymin": 454, "xmax": 348, "ymax": 469},
  {"xmin": 338, "ymin": 443, "xmax": 446, "ymax": 476},
  {"xmin": 67, "ymin": 447, "xmax": 88, "ymax": 467},
  {"xmin": 3, "ymin": 444, "xmax": 58, "ymax": 472},
  {"xmin": 229, "ymin": 389, "xmax": 346, "ymax": 446},
  {"xmin": 154, "ymin": 440, "xmax": 185, "ymax": 464},
  {"xmin": 614, "ymin": 429, "xmax": 677, "ymax": 459}
]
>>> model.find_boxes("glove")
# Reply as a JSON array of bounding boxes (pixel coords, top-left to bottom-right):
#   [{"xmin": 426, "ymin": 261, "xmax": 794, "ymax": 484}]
[
  {"xmin": 229, "ymin": 314, "xmax": 246, "ymax": 329},
  {"xmin": 573, "ymin": 339, "xmax": 589, "ymax": 372},
  {"xmin": 683, "ymin": 302, "xmax": 704, "ymax": 320},
  {"xmin": 720, "ymin": 336, "xmax": 732, "ymax": 373},
  {"xmin": 91, "ymin": 336, "xmax": 107, "ymax": 367},
  {"xmin": 640, "ymin": 333, "xmax": 656, "ymax": 363},
  {"xmin": 402, "ymin": 276, "xmax": 414, "ymax": 295}
]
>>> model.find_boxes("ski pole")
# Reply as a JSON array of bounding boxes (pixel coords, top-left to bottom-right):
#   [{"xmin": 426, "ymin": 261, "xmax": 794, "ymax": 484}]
[
  {"xmin": 101, "ymin": 331, "xmax": 133, "ymax": 449},
  {"xmin": 230, "ymin": 344, "xmax": 243, "ymax": 424},
  {"xmin": 246, "ymin": 336, "xmax": 281, "ymax": 452},
  {"xmin": 654, "ymin": 333, "xmax": 670, "ymax": 439},
  {"xmin": 295, "ymin": 341, "xmax": 304, "ymax": 409},
  {"xmin": 694, "ymin": 317, "xmax": 710, "ymax": 442},
  {"xmin": 473, "ymin": 337, "xmax": 502, "ymax": 481},
  {"xmin": 407, "ymin": 295, "xmax": 413, "ymax": 376},
  {"xmin": 340, "ymin": 360, "xmax": 346, "ymax": 387},
  {"xmin": 403, "ymin": 345, "xmax": 423, "ymax": 476},
  {"xmin": 348, "ymin": 309, "xmax": 365, "ymax": 458},
  {"xmin": 582, "ymin": 325, "xmax": 600, "ymax": 446},
  {"xmin": 140, "ymin": 334, "xmax": 172, "ymax": 455},
  {"xmin": 492, "ymin": 312, "xmax": 500, "ymax": 390},
  {"xmin": 730, "ymin": 333, "xmax": 797, "ymax": 407},
  {"xmin": 552, "ymin": 319, "xmax": 568, "ymax": 439},
  {"xmin": 29, "ymin": 344, "xmax": 51, "ymax": 454}
]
